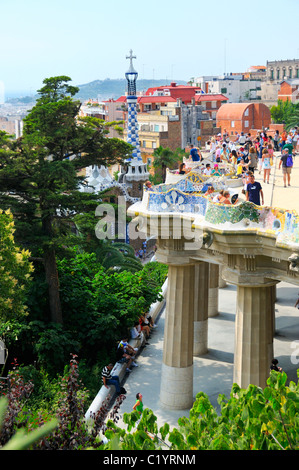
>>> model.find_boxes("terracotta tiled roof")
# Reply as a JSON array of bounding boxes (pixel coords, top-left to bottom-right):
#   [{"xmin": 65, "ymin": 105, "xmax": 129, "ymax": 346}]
[
  {"xmin": 195, "ymin": 94, "xmax": 228, "ymax": 102},
  {"xmin": 216, "ymin": 103, "xmax": 251, "ymax": 120},
  {"xmin": 115, "ymin": 96, "xmax": 127, "ymax": 102},
  {"xmin": 115, "ymin": 95, "xmax": 176, "ymax": 103},
  {"xmin": 145, "ymin": 83, "xmax": 203, "ymax": 102},
  {"xmin": 138, "ymin": 96, "xmax": 176, "ymax": 103}
]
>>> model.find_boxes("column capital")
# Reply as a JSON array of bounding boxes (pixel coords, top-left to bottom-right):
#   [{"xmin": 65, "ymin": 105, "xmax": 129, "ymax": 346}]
[
  {"xmin": 156, "ymin": 237, "xmax": 199, "ymax": 266},
  {"xmin": 222, "ymin": 266, "xmax": 279, "ymax": 288}
]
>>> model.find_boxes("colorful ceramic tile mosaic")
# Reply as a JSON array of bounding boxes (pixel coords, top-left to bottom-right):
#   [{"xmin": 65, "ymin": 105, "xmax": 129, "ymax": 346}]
[{"xmin": 144, "ymin": 175, "xmax": 299, "ymax": 245}]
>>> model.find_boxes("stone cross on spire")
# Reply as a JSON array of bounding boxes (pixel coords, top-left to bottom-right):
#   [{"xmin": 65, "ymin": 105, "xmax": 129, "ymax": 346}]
[
  {"xmin": 125, "ymin": 49, "xmax": 138, "ymax": 96},
  {"xmin": 126, "ymin": 49, "xmax": 136, "ymax": 64},
  {"xmin": 126, "ymin": 49, "xmax": 137, "ymax": 74}
]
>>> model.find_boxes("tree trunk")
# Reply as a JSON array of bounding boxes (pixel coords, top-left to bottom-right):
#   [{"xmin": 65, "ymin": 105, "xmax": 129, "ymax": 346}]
[
  {"xmin": 162, "ymin": 164, "xmax": 166, "ymax": 183},
  {"xmin": 42, "ymin": 214, "xmax": 63, "ymax": 324},
  {"xmin": 43, "ymin": 247, "xmax": 63, "ymax": 324}
]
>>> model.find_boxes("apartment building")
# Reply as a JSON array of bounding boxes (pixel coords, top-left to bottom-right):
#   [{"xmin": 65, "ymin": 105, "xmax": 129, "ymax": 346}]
[
  {"xmin": 194, "ymin": 93, "xmax": 228, "ymax": 120},
  {"xmin": 277, "ymin": 79, "xmax": 299, "ymax": 103},
  {"xmin": 259, "ymin": 59, "xmax": 299, "ymax": 105}
]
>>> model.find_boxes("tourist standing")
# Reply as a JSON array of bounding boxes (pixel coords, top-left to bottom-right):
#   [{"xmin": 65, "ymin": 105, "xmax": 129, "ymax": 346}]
[
  {"xmin": 278, "ymin": 148, "xmax": 293, "ymax": 187},
  {"xmin": 273, "ymin": 130, "xmax": 280, "ymax": 151},
  {"xmin": 292, "ymin": 130, "xmax": 298, "ymax": 154},
  {"xmin": 262, "ymin": 148, "xmax": 271, "ymax": 184},
  {"xmin": 246, "ymin": 175, "xmax": 264, "ymax": 206},
  {"xmin": 248, "ymin": 146, "xmax": 258, "ymax": 173},
  {"xmin": 280, "ymin": 130, "xmax": 287, "ymax": 153}
]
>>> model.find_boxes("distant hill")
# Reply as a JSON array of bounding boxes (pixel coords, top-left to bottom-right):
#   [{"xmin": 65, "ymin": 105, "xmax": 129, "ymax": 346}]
[
  {"xmin": 5, "ymin": 78, "xmax": 187, "ymax": 104},
  {"xmin": 75, "ymin": 78, "xmax": 187, "ymax": 101}
]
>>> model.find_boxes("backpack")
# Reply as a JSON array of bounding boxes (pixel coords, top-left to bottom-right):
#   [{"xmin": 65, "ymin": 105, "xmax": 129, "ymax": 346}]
[{"xmin": 286, "ymin": 155, "xmax": 293, "ymax": 167}]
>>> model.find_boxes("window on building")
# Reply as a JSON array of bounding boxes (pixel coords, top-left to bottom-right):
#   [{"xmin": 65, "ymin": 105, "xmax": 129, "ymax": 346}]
[
  {"xmin": 154, "ymin": 124, "xmax": 159, "ymax": 132},
  {"xmin": 270, "ymin": 69, "xmax": 274, "ymax": 79},
  {"xmin": 152, "ymin": 142, "xmax": 157, "ymax": 149},
  {"xmin": 297, "ymin": 69, "xmax": 299, "ymax": 78},
  {"xmin": 289, "ymin": 68, "xmax": 293, "ymax": 79},
  {"xmin": 277, "ymin": 69, "xmax": 280, "ymax": 80},
  {"xmin": 142, "ymin": 141, "xmax": 146, "ymax": 148},
  {"xmin": 244, "ymin": 108, "xmax": 249, "ymax": 116},
  {"xmin": 244, "ymin": 120, "xmax": 249, "ymax": 128},
  {"xmin": 221, "ymin": 88, "xmax": 227, "ymax": 94},
  {"xmin": 231, "ymin": 120, "xmax": 235, "ymax": 128},
  {"xmin": 211, "ymin": 101, "xmax": 217, "ymax": 109},
  {"xmin": 147, "ymin": 158, "xmax": 152, "ymax": 165}
]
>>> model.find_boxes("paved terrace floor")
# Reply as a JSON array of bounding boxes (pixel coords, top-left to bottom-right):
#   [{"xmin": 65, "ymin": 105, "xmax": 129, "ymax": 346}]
[{"xmin": 117, "ymin": 151, "xmax": 299, "ymax": 431}]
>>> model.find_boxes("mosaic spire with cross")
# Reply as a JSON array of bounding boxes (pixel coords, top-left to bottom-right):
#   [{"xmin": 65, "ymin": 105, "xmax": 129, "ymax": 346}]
[
  {"xmin": 125, "ymin": 49, "xmax": 141, "ymax": 160},
  {"xmin": 125, "ymin": 49, "xmax": 138, "ymax": 96}
]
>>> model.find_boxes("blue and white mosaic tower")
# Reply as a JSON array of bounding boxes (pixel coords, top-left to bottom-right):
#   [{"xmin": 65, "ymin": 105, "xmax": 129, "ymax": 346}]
[
  {"xmin": 119, "ymin": 49, "xmax": 149, "ymax": 195},
  {"xmin": 125, "ymin": 49, "xmax": 141, "ymax": 161}
]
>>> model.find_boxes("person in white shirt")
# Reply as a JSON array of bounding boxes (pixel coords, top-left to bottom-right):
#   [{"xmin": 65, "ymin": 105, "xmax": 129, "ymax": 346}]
[
  {"xmin": 203, "ymin": 164, "xmax": 212, "ymax": 175},
  {"xmin": 238, "ymin": 132, "xmax": 246, "ymax": 145}
]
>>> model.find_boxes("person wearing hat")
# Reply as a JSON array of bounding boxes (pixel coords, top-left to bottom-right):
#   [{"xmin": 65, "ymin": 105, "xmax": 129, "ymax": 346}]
[{"xmin": 211, "ymin": 164, "xmax": 221, "ymax": 176}]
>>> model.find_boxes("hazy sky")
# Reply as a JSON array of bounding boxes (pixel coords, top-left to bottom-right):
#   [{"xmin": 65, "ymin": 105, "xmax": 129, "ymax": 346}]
[{"xmin": 1, "ymin": 0, "xmax": 298, "ymax": 95}]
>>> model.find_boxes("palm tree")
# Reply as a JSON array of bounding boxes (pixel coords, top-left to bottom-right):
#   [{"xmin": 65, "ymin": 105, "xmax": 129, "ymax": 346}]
[
  {"xmin": 152, "ymin": 146, "xmax": 187, "ymax": 183},
  {"xmin": 73, "ymin": 210, "xmax": 143, "ymax": 273},
  {"xmin": 285, "ymin": 109, "xmax": 299, "ymax": 131},
  {"xmin": 94, "ymin": 240, "xmax": 143, "ymax": 273}
]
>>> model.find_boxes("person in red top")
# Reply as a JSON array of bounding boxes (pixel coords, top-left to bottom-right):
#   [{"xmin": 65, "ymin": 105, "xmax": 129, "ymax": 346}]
[{"xmin": 280, "ymin": 131, "xmax": 287, "ymax": 153}]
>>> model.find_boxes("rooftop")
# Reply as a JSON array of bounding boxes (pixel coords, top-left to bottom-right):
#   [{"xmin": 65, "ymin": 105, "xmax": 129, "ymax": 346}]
[{"xmin": 195, "ymin": 93, "xmax": 228, "ymax": 102}]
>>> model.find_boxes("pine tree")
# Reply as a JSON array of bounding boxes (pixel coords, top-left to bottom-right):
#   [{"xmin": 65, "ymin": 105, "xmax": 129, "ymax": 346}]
[{"xmin": 0, "ymin": 76, "xmax": 132, "ymax": 324}]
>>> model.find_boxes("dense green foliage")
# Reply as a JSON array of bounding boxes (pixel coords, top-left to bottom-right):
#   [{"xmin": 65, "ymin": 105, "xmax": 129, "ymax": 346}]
[
  {"xmin": 116, "ymin": 370, "xmax": 299, "ymax": 450},
  {"xmin": 0, "ymin": 76, "xmax": 133, "ymax": 324},
  {"xmin": 0, "ymin": 253, "xmax": 167, "ymax": 384},
  {"xmin": 270, "ymin": 99, "xmax": 299, "ymax": 131},
  {"xmin": 0, "ymin": 210, "xmax": 33, "ymax": 322},
  {"xmin": 152, "ymin": 146, "xmax": 188, "ymax": 183},
  {"xmin": 1, "ymin": 356, "xmax": 298, "ymax": 450},
  {"xmin": 0, "ymin": 75, "xmax": 168, "ymax": 404}
]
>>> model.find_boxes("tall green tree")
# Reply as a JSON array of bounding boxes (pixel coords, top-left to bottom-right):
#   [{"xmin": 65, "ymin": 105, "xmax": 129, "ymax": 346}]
[
  {"xmin": 152, "ymin": 146, "xmax": 187, "ymax": 183},
  {"xmin": 0, "ymin": 76, "xmax": 132, "ymax": 324},
  {"xmin": 270, "ymin": 99, "xmax": 299, "ymax": 130},
  {"xmin": 0, "ymin": 209, "xmax": 33, "ymax": 321}
]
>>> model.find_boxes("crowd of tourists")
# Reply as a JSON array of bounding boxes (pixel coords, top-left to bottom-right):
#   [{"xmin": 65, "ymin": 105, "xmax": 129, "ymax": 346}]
[
  {"xmin": 205, "ymin": 128, "xmax": 297, "ymax": 177},
  {"xmin": 199, "ymin": 127, "xmax": 296, "ymax": 192}
]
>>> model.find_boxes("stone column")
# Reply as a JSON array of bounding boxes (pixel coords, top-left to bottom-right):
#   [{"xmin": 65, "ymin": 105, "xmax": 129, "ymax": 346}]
[
  {"xmin": 271, "ymin": 284, "xmax": 277, "ymax": 336},
  {"xmin": 268, "ymin": 284, "xmax": 277, "ymax": 363},
  {"xmin": 234, "ymin": 283, "xmax": 275, "ymax": 389},
  {"xmin": 208, "ymin": 263, "xmax": 219, "ymax": 317},
  {"xmin": 193, "ymin": 262, "xmax": 209, "ymax": 355},
  {"xmin": 160, "ymin": 263, "xmax": 195, "ymax": 409},
  {"xmin": 219, "ymin": 265, "xmax": 227, "ymax": 288}
]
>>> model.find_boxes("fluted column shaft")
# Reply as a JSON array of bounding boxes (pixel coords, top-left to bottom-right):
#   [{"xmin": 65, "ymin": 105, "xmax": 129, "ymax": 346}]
[
  {"xmin": 234, "ymin": 284, "xmax": 274, "ymax": 389},
  {"xmin": 194, "ymin": 262, "xmax": 209, "ymax": 355},
  {"xmin": 160, "ymin": 264, "xmax": 195, "ymax": 409},
  {"xmin": 208, "ymin": 263, "xmax": 219, "ymax": 317}
]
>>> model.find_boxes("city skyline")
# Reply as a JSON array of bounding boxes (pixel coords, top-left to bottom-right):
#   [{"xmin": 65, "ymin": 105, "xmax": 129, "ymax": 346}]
[{"xmin": 1, "ymin": 0, "xmax": 298, "ymax": 96}]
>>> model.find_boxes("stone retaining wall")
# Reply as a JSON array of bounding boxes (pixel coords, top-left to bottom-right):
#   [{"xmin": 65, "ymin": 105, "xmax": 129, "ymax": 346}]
[{"xmin": 84, "ymin": 278, "xmax": 168, "ymax": 426}]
